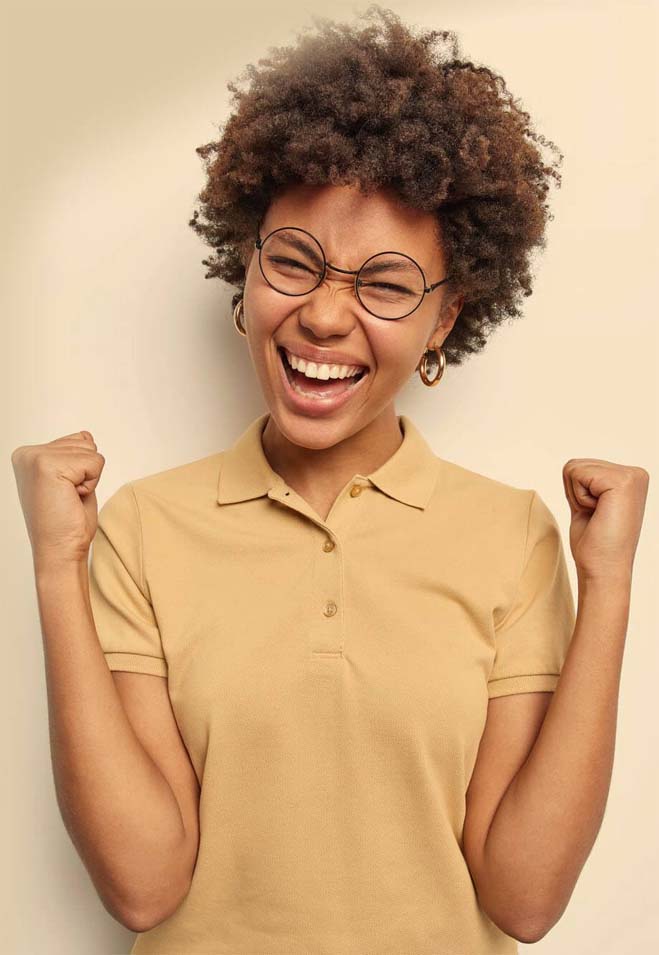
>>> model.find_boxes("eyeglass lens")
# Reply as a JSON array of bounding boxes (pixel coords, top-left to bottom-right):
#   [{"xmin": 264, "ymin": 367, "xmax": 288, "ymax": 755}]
[{"xmin": 258, "ymin": 228, "xmax": 427, "ymax": 320}]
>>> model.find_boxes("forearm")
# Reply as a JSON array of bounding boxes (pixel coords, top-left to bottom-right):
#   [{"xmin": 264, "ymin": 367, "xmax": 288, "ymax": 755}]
[
  {"xmin": 35, "ymin": 558, "xmax": 188, "ymax": 927},
  {"xmin": 481, "ymin": 574, "xmax": 631, "ymax": 935}
]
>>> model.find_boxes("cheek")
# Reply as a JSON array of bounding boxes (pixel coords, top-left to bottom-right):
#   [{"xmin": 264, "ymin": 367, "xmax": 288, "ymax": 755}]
[
  {"xmin": 369, "ymin": 327, "xmax": 427, "ymax": 377},
  {"xmin": 244, "ymin": 278, "xmax": 290, "ymax": 337}
]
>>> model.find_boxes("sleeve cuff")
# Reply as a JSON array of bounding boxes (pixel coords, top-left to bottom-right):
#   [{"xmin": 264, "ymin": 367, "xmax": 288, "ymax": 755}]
[
  {"xmin": 103, "ymin": 651, "xmax": 168, "ymax": 678},
  {"xmin": 487, "ymin": 673, "xmax": 560, "ymax": 698}
]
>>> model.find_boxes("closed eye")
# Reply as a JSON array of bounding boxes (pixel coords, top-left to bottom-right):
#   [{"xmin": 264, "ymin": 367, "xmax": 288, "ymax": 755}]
[
  {"xmin": 358, "ymin": 280, "xmax": 415, "ymax": 295},
  {"xmin": 267, "ymin": 255, "xmax": 318, "ymax": 275}
]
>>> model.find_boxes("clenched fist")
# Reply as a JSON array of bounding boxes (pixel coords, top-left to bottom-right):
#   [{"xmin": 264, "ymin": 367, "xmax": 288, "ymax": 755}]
[{"xmin": 11, "ymin": 430, "xmax": 106, "ymax": 570}]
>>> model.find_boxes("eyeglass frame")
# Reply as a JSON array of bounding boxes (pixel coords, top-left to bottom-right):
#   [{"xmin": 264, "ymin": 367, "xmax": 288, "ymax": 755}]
[{"xmin": 254, "ymin": 224, "xmax": 451, "ymax": 320}]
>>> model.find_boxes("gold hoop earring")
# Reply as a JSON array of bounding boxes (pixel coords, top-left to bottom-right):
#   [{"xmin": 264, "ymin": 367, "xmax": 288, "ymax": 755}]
[
  {"xmin": 233, "ymin": 298, "xmax": 247, "ymax": 337},
  {"xmin": 418, "ymin": 346, "xmax": 446, "ymax": 387}
]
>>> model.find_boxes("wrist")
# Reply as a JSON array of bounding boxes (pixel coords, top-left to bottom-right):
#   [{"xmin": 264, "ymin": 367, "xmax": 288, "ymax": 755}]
[
  {"xmin": 34, "ymin": 554, "xmax": 89, "ymax": 584},
  {"xmin": 577, "ymin": 569, "xmax": 633, "ymax": 594}
]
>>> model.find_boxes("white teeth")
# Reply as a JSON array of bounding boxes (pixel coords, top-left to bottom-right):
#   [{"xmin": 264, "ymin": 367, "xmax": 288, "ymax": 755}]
[{"xmin": 284, "ymin": 349, "xmax": 365, "ymax": 381}]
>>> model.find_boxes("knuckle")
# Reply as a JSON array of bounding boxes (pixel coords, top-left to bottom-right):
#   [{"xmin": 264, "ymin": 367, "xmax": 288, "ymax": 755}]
[{"xmin": 33, "ymin": 453, "xmax": 51, "ymax": 475}]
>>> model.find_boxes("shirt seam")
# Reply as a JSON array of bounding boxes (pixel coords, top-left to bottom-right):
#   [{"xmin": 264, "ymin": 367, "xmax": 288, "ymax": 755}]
[
  {"xmin": 494, "ymin": 488, "xmax": 535, "ymax": 633},
  {"xmin": 127, "ymin": 481, "xmax": 149, "ymax": 600},
  {"xmin": 103, "ymin": 649, "xmax": 164, "ymax": 660}
]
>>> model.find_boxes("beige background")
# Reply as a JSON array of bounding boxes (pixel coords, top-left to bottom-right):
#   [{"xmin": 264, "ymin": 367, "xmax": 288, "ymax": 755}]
[{"xmin": 3, "ymin": 0, "xmax": 658, "ymax": 951}]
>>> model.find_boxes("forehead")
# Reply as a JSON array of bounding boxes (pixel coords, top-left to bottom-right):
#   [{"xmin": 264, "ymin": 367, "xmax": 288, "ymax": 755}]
[{"xmin": 262, "ymin": 183, "xmax": 442, "ymax": 270}]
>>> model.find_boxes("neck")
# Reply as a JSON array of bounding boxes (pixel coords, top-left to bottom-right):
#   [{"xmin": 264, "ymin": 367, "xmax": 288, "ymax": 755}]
[{"xmin": 260, "ymin": 405, "xmax": 404, "ymax": 499}]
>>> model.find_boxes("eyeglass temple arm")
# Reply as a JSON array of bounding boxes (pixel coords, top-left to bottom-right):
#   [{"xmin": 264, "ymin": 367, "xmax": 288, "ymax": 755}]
[{"xmin": 427, "ymin": 277, "xmax": 451, "ymax": 292}]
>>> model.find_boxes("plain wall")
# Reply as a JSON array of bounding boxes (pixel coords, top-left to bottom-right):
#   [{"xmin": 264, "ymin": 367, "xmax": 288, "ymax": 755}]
[{"xmin": 3, "ymin": 0, "xmax": 658, "ymax": 951}]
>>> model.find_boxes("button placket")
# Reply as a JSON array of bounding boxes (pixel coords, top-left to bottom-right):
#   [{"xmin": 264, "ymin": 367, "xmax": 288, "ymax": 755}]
[
  {"xmin": 269, "ymin": 477, "xmax": 367, "ymax": 664},
  {"xmin": 311, "ymin": 530, "xmax": 343, "ymax": 655},
  {"xmin": 312, "ymin": 478, "xmax": 366, "ymax": 658}
]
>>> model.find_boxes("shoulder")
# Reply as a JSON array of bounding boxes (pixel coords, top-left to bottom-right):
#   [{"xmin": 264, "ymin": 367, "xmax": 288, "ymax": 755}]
[
  {"xmin": 430, "ymin": 453, "xmax": 534, "ymax": 527},
  {"xmin": 131, "ymin": 451, "xmax": 224, "ymax": 497},
  {"xmin": 426, "ymin": 457, "xmax": 543, "ymax": 604},
  {"xmin": 101, "ymin": 451, "xmax": 226, "ymax": 521}
]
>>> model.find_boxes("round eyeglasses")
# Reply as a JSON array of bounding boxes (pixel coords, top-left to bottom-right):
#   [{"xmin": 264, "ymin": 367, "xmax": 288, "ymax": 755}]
[{"xmin": 255, "ymin": 226, "xmax": 451, "ymax": 320}]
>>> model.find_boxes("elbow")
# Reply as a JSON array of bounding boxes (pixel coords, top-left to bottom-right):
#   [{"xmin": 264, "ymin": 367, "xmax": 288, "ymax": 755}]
[
  {"xmin": 506, "ymin": 907, "xmax": 562, "ymax": 944},
  {"xmin": 511, "ymin": 892, "xmax": 571, "ymax": 942},
  {"xmin": 476, "ymin": 876, "xmax": 563, "ymax": 943},
  {"xmin": 119, "ymin": 907, "xmax": 162, "ymax": 934},
  {"xmin": 113, "ymin": 880, "xmax": 192, "ymax": 934},
  {"xmin": 487, "ymin": 915, "xmax": 547, "ymax": 946},
  {"xmin": 509, "ymin": 920, "xmax": 552, "ymax": 944},
  {"xmin": 485, "ymin": 904, "xmax": 557, "ymax": 945},
  {"xmin": 118, "ymin": 895, "xmax": 184, "ymax": 934}
]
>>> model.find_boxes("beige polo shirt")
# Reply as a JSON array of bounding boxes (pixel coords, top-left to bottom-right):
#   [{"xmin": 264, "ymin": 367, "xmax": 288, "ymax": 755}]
[{"xmin": 88, "ymin": 411, "xmax": 576, "ymax": 955}]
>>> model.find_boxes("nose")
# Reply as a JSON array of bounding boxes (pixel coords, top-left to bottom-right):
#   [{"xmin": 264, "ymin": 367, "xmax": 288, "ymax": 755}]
[{"xmin": 296, "ymin": 273, "xmax": 361, "ymax": 338}]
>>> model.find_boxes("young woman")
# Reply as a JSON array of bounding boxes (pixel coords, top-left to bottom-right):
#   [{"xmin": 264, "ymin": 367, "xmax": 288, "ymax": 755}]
[{"xmin": 12, "ymin": 7, "xmax": 648, "ymax": 954}]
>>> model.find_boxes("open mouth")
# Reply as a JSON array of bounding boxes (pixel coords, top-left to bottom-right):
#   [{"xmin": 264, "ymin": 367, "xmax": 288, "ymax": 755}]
[{"xmin": 277, "ymin": 346, "xmax": 368, "ymax": 399}]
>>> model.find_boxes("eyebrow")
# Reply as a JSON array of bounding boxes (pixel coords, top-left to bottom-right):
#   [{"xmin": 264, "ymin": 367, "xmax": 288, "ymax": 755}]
[
  {"xmin": 268, "ymin": 228, "xmax": 424, "ymax": 277},
  {"xmin": 275, "ymin": 232, "xmax": 325, "ymax": 270},
  {"xmin": 359, "ymin": 257, "xmax": 421, "ymax": 278}
]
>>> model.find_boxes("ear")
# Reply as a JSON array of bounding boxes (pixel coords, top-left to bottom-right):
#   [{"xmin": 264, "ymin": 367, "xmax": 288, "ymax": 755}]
[
  {"xmin": 428, "ymin": 292, "xmax": 464, "ymax": 350},
  {"xmin": 239, "ymin": 240, "xmax": 255, "ymax": 273}
]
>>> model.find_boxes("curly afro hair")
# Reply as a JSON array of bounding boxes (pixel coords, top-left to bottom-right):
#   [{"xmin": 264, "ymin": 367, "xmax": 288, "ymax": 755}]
[{"xmin": 188, "ymin": 4, "xmax": 563, "ymax": 366}]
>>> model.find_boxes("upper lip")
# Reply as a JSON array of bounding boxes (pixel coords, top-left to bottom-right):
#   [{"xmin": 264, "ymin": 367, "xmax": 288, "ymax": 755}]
[{"xmin": 278, "ymin": 342, "xmax": 370, "ymax": 370}]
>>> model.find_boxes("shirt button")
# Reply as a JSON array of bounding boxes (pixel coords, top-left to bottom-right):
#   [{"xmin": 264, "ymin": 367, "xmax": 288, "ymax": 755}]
[
  {"xmin": 323, "ymin": 600, "xmax": 338, "ymax": 617},
  {"xmin": 349, "ymin": 484, "xmax": 362, "ymax": 497},
  {"xmin": 322, "ymin": 538, "xmax": 335, "ymax": 552}
]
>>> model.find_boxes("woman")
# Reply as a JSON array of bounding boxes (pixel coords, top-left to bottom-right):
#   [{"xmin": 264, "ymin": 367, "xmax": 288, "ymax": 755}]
[{"xmin": 11, "ymin": 6, "xmax": 649, "ymax": 954}]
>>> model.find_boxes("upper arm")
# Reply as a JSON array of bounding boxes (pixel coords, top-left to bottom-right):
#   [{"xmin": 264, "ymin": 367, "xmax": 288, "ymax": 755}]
[
  {"xmin": 111, "ymin": 671, "xmax": 201, "ymax": 908},
  {"xmin": 463, "ymin": 692, "xmax": 553, "ymax": 919}
]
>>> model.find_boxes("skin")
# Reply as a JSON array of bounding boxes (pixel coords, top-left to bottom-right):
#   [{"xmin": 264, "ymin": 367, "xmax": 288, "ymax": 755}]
[{"xmin": 241, "ymin": 183, "xmax": 464, "ymax": 517}]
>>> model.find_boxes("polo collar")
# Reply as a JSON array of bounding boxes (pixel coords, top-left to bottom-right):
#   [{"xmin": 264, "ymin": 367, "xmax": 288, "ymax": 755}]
[{"xmin": 217, "ymin": 412, "xmax": 441, "ymax": 510}]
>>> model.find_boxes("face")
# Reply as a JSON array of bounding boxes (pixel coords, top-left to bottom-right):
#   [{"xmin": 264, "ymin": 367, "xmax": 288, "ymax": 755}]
[{"xmin": 241, "ymin": 182, "xmax": 463, "ymax": 450}]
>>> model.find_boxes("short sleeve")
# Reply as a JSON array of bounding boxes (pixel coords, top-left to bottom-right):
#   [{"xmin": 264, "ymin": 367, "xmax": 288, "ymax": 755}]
[
  {"xmin": 488, "ymin": 490, "xmax": 575, "ymax": 699},
  {"xmin": 88, "ymin": 481, "xmax": 168, "ymax": 677}
]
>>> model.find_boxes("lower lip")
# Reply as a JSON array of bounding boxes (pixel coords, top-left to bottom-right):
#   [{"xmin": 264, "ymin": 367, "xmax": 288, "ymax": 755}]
[{"xmin": 276, "ymin": 348, "xmax": 370, "ymax": 417}]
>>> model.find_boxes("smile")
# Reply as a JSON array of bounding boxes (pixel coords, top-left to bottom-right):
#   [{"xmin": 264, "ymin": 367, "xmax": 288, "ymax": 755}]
[{"xmin": 276, "ymin": 346, "xmax": 370, "ymax": 416}]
